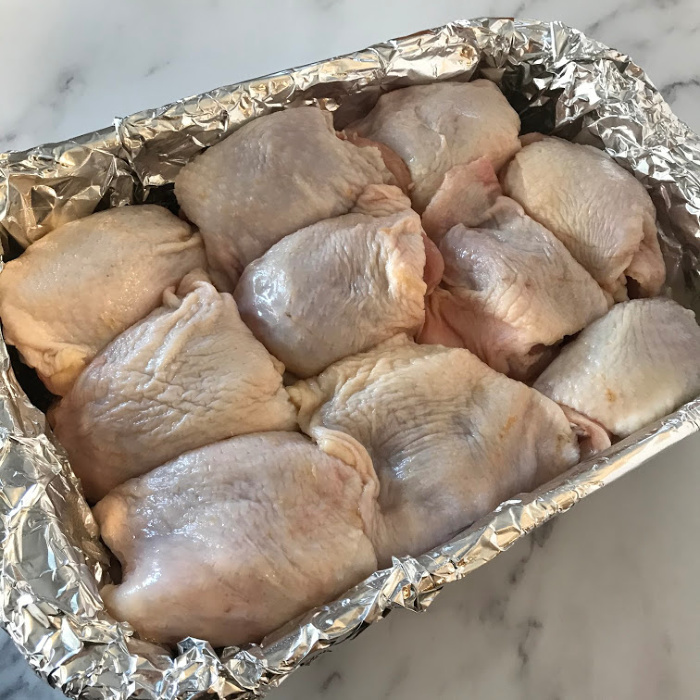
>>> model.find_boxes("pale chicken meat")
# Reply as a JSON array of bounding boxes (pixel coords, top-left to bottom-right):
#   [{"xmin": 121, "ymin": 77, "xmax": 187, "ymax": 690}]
[
  {"xmin": 53, "ymin": 272, "xmax": 297, "ymax": 502},
  {"xmin": 351, "ymin": 183, "xmax": 415, "ymax": 218},
  {"xmin": 0, "ymin": 205, "xmax": 205, "ymax": 396},
  {"xmin": 289, "ymin": 336, "xmax": 580, "ymax": 565},
  {"xmin": 419, "ymin": 197, "xmax": 611, "ymax": 380},
  {"xmin": 501, "ymin": 135, "xmax": 665, "ymax": 300},
  {"xmin": 94, "ymin": 432, "xmax": 378, "ymax": 647},
  {"xmin": 175, "ymin": 106, "xmax": 401, "ymax": 288},
  {"xmin": 534, "ymin": 298, "xmax": 700, "ymax": 438},
  {"xmin": 347, "ymin": 80, "xmax": 521, "ymax": 212},
  {"xmin": 421, "ymin": 157, "xmax": 502, "ymax": 243},
  {"xmin": 235, "ymin": 188, "xmax": 441, "ymax": 378}
]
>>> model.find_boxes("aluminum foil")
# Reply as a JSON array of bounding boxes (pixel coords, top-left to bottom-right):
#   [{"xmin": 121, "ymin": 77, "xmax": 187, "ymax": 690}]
[{"xmin": 0, "ymin": 17, "xmax": 699, "ymax": 700}]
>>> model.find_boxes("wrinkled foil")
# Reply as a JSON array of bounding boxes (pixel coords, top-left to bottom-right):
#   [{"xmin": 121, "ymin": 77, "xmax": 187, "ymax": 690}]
[{"xmin": 0, "ymin": 17, "xmax": 699, "ymax": 700}]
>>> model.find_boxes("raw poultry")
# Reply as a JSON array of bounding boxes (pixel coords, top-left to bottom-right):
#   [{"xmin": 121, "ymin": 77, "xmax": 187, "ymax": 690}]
[
  {"xmin": 175, "ymin": 106, "xmax": 405, "ymax": 289},
  {"xmin": 420, "ymin": 157, "xmax": 502, "ymax": 243},
  {"xmin": 0, "ymin": 205, "xmax": 205, "ymax": 395},
  {"xmin": 419, "ymin": 190, "xmax": 610, "ymax": 380},
  {"xmin": 1, "ymin": 78, "xmax": 696, "ymax": 651},
  {"xmin": 52, "ymin": 271, "xmax": 297, "ymax": 502},
  {"xmin": 289, "ymin": 335, "xmax": 580, "ymax": 565},
  {"xmin": 235, "ymin": 186, "xmax": 441, "ymax": 377},
  {"xmin": 501, "ymin": 134, "xmax": 666, "ymax": 300},
  {"xmin": 347, "ymin": 80, "xmax": 522, "ymax": 211},
  {"xmin": 94, "ymin": 432, "xmax": 378, "ymax": 647},
  {"xmin": 534, "ymin": 298, "xmax": 700, "ymax": 438}
]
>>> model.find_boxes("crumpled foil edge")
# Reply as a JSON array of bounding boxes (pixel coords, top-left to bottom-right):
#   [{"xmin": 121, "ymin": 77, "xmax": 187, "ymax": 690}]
[{"xmin": 0, "ymin": 17, "xmax": 699, "ymax": 700}]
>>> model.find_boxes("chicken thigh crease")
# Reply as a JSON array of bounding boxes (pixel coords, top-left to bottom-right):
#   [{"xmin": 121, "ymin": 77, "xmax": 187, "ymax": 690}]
[
  {"xmin": 53, "ymin": 271, "xmax": 297, "ymax": 501},
  {"xmin": 289, "ymin": 336, "xmax": 580, "ymax": 565},
  {"xmin": 502, "ymin": 134, "xmax": 665, "ymax": 300},
  {"xmin": 0, "ymin": 205, "xmax": 205, "ymax": 396},
  {"xmin": 235, "ymin": 192, "xmax": 438, "ymax": 378},
  {"xmin": 347, "ymin": 80, "xmax": 521, "ymax": 212},
  {"xmin": 419, "ymin": 196, "xmax": 610, "ymax": 381},
  {"xmin": 175, "ymin": 106, "xmax": 400, "ymax": 288}
]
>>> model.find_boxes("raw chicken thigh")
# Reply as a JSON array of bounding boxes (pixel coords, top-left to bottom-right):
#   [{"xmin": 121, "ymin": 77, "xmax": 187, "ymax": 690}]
[
  {"xmin": 501, "ymin": 135, "xmax": 665, "ymax": 300},
  {"xmin": 289, "ymin": 335, "xmax": 579, "ymax": 565},
  {"xmin": 235, "ymin": 188, "xmax": 439, "ymax": 378},
  {"xmin": 175, "ymin": 106, "xmax": 400, "ymax": 288},
  {"xmin": 419, "ymin": 197, "xmax": 610, "ymax": 380},
  {"xmin": 534, "ymin": 298, "xmax": 700, "ymax": 438},
  {"xmin": 94, "ymin": 432, "xmax": 378, "ymax": 647},
  {"xmin": 347, "ymin": 80, "xmax": 521, "ymax": 211},
  {"xmin": 53, "ymin": 272, "xmax": 297, "ymax": 502},
  {"xmin": 0, "ymin": 205, "xmax": 205, "ymax": 396},
  {"xmin": 421, "ymin": 157, "xmax": 502, "ymax": 243}
]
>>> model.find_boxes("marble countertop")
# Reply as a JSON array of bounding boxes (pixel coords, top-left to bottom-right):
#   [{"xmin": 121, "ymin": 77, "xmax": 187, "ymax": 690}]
[{"xmin": 1, "ymin": 1, "xmax": 699, "ymax": 698}]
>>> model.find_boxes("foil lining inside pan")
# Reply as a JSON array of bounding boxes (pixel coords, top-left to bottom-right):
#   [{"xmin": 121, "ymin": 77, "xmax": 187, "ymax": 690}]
[{"xmin": 0, "ymin": 17, "xmax": 699, "ymax": 700}]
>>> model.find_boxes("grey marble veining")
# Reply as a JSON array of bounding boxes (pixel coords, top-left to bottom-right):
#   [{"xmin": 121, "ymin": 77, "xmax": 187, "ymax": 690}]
[
  {"xmin": 1, "ymin": 0, "xmax": 700, "ymax": 154},
  {"xmin": 278, "ymin": 435, "xmax": 700, "ymax": 700},
  {"xmin": 0, "ymin": 633, "xmax": 60, "ymax": 700},
  {"xmin": 1, "ymin": 1, "xmax": 699, "ymax": 698}
]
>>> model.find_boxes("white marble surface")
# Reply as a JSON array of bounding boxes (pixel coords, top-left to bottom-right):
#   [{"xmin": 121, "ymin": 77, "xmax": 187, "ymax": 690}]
[{"xmin": 1, "ymin": 0, "xmax": 699, "ymax": 698}]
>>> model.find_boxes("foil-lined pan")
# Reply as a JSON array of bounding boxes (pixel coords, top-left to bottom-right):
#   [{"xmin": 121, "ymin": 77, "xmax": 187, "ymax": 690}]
[{"xmin": 0, "ymin": 17, "xmax": 699, "ymax": 700}]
